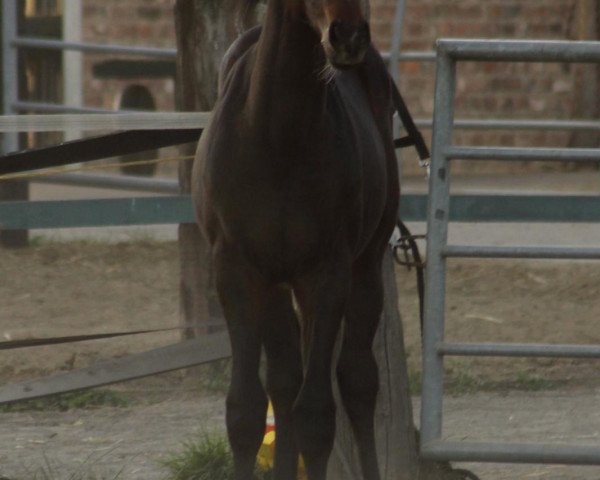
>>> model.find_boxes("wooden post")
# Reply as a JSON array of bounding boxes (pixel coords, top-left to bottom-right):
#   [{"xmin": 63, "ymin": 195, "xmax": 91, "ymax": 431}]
[
  {"xmin": 174, "ymin": 0, "xmax": 262, "ymax": 337},
  {"xmin": 328, "ymin": 250, "xmax": 421, "ymax": 479},
  {"xmin": 0, "ymin": 0, "xmax": 29, "ymax": 248},
  {"xmin": 569, "ymin": 0, "xmax": 599, "ymax": 150},
  {"xmin": 0, "ymin": 181, "xmax": 29, "ymax": 248}
]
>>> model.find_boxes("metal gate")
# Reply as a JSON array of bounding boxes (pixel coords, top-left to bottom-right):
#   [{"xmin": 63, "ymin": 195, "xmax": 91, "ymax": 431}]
[{"xmin": 420, "ymin": 38, "xmax": 600, "ymax": 465}]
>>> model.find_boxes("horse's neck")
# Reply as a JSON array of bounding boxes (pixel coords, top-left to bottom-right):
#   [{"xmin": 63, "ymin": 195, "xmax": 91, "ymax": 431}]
[{"xmin": 246, "ymin": 0, "xmax": 328, "ymax": 139}]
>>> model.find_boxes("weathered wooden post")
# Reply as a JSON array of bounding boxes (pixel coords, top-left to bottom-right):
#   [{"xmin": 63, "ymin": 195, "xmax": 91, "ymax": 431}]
[
  {"xmin": 174, "ymin": 0, "xmax": 262, "ymax": 338},
  {"xmin": 328, "ymin": 250, "xmax": 422, "ymax": 480},
  {"xmin": 1, "ymin": 0, "xmax": 28, "ymax": 248},
  {"xmin": 569, "ymin": 0, "xmax": 598, "ymax": 149}
]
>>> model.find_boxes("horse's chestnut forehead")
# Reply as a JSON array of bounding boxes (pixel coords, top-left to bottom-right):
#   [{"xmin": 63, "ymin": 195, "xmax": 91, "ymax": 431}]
[{"xmin": 324, "ymin": 0, "xmax": 366, "ymax": 23}]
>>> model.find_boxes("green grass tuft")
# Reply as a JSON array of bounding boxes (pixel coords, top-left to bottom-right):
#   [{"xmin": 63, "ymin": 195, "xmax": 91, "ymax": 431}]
[
  {"xmin": 408, "ymin": 368, "xmax": 422, "ymax": 395},
  {"xmin": 196, "ymin": 359, "xmax": 232, "ymax": 394},
  {"xmin": 161, "ymin": 432, "xmax": 272, "ymax": 480},
  {"xmin": 446, "ymin": 370, "xmax": 486, "ymax": 395},
  {"xmin": 512, "ymin": 371, "xmax": 557, "ymax": 391}
]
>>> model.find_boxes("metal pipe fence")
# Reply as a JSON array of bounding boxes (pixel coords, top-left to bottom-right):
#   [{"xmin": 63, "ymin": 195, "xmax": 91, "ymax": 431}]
[
  {"xmin": 11, "ymin": 37, "xmax": 177, "ymax": 58},
  {"xmin": 4, "ymin": 3, "xmax": 600, "ymax": 193},
  {"xmin": 2, "ymin": 31, "xmax": 600, "ymax": 469},
  {"xmin": 438, "ymin": 342, "xmax": 600, "ymax": 359},
  {"xmin": 13, "ymin": 101, "xmax": 126, "ymax": 114},
  {"xmin": 34, "ymin": 172, "xmax": 179, "ymax": 194},
  {"xmin": 421, "ymin": 38, "xmax": 600, "ymax": 466},
  {"xmin": 1, "ymin": 1, "xmax": 18, "ymax": 154},
  {"xmin": 0, "ymin": 112, "xmax": 209, "ymax": 133},
  {"xmin": 417, "ymin": 118, "xmax": 600, "ymax": 131}
]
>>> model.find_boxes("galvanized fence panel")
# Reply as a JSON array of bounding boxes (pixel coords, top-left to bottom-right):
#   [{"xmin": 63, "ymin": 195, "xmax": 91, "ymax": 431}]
[{"xmin": 421, "ymin": 38, "xmax": 600, "ymax": 466}]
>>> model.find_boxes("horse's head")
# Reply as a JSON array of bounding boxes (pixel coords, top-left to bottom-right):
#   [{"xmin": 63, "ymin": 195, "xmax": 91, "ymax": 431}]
[{"xmin": 304, "ymin": 0, "xmax": 371, "ymax": 69}]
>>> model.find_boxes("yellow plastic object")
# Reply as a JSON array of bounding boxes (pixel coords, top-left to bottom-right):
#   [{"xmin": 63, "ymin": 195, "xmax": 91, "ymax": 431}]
[
  {"xmin": 257, "ymin": 430, "xmax": 277, "ymax": 471},
  {"xmin": 256, "ymin": 402, "xmax": 307, "ymax": 479}
]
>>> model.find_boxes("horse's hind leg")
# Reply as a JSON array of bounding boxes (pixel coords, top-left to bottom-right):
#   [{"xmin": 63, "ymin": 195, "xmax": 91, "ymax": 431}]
[
  {"xmin": 337, "ymin": 259, "xmax": 384, "ymax": 480},
  {"xmin": 292, "ymin": 260, "xmax": 351, "ymax": 480},
  {"xmin": 214, "ymin": 244, "xmax": 269, "ymax": 480},
  {"xmin": 263, "ymin": 288, "xmax": 303, "ymax": 479}
]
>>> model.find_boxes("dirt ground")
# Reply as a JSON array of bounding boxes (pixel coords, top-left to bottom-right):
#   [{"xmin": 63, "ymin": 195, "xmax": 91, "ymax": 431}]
[{"xmin": 0, "ymin": 239, "xmax": 599, "ymax": 479}]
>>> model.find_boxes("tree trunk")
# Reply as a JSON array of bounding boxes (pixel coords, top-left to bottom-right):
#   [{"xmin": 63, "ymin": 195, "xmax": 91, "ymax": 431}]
[
  {"xmin": 173, "ymin": 3, "xmax": 458, "ymax": 478},
  {"xmin": 0, "ymin": 4, "xmax": 28, "ymax": 248},
  {"xmin": 330, "ymin": 251, "xmax": 463, "ymax": 480},
  {"xmin": 0, "ymin": 180, "xmax": 29, "ymax": 248},
  {"xmin": 328, "ymin": 250, "xmax": 421, "ymax": 480},
  {"xmin": 174, "ymin": 0, "xmax": 262, "ymax": 337},
  {"xmin": 569, "ymin": 0, "xmax": 599, "ymax": 151}
]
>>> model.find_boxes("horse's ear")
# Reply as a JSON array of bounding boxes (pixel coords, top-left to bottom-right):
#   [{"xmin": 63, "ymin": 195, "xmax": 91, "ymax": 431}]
[
  {"xmin": 236, "ymin": 0, "xmax": 266, "ymax": 31},
  {"xmin": 255, "ymin": 0, "xmax": 268, "ymax": 21}
]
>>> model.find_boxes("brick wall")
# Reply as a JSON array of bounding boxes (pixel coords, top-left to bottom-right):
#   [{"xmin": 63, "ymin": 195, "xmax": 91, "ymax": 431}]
[
  {"xmin": 80, "ymin": 0, "xmax": 598, "ymax": 174},
  {"xmin": 81, "ymin": 0, "xmax": 176, "ymax": 111},
  {"xmin": 370, "ymin": 0, "xmax": 598, "ymax": 174}
]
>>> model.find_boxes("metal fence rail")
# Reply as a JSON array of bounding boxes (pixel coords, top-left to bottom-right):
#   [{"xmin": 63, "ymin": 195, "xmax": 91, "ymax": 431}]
[
  {"xmin": 4, "ymin": 1, "xmax": 600, "ymax": 194},
  {"xmin": 11, "ymin": 36, "xmax": 177, "ymax": 58},
  {"xmin": 0, "ymin": 112, "xmax": 209, "ymax": 133},
  {"xmin": 4, "ymin": 193, "xmax": 600, "ymax": 230},
  {"xmin": 2, "ymin": 1, "xmax": 416, "ymax": 121},
  {"xmin": 421, "ymin": 38, "xmax": 600, "ymax": 466}
]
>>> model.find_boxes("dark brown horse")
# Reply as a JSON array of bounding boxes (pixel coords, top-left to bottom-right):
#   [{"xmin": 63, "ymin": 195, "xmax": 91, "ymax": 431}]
[{"xmin": 192, "ymin": 0, "xmax": 398, "ymax": 478}]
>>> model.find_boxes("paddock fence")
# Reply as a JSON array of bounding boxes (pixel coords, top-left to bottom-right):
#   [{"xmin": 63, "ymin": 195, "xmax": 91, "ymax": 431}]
[
  {"xmin": 420, "ymin": 38, "xmax": 600, "ymax": 466},
  {"xmin": 4, "ymin": 0, "xmax": 599, "ymax": 195},
  {"xmin": 2, "ymin": 6, "xmax": 600, "ymax": 468},
  {"xmin": 1, "ymin": 83, "xmax": 600, "ymax": 415}
]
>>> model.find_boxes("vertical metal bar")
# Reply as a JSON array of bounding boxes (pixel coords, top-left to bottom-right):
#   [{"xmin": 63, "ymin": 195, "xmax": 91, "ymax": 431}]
[
  {"xmin": 63, "ymin": 0, "xmax": 83, "ymax": 142},
  {"xmin": 2, "ymin": 0, "xmax": 18, "ymax": 147},
  {"xmin": 1, "ymin": 0, "xmax": 29, "ymax": 248},
  {"xmin": 389, "ymin": 0, "xmax": 407, "ymax": 84},
  {"xmin": 420, "ymin": 48, "xmax": 456, "ymax": 447},
  {"xmin": 389, "ymin": 0, "xmax": 407, "ymax": 184}
]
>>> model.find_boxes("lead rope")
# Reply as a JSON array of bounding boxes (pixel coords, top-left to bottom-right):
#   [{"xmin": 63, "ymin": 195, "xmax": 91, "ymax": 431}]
[
  {"xmin": 392, "ymin": 219, "xmax": 426, "ymax": 333},
  {"xmin": 390, "ymin": 80, "xmax": 482, "ymax": 480},
  {"xmin": 389, "ymin": 77, "xmax": 428, "ymax": 333},
  {"xmin": 0, "ymin": 322, "xmax": 226, "ymax": 350}
]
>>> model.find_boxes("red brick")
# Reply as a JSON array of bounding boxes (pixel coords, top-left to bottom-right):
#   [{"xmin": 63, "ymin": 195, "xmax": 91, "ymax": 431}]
[{"xmin": 77, "ymin": 0, "xmax": 585, "ymax": 175}]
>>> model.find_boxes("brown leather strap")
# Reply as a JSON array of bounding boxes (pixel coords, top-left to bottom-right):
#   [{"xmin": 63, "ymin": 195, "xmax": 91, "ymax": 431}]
[{"xmin": 390, "ymin": 80, "xmax": 430, "ymax": 161}]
